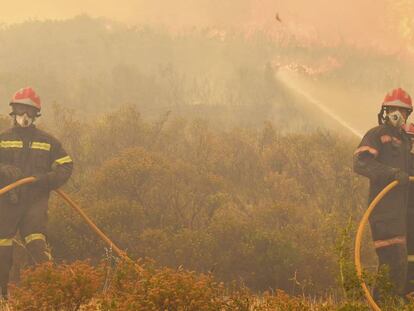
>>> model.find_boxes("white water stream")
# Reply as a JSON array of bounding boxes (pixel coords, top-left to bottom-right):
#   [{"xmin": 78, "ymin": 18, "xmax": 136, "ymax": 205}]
[{"xmin": 276, "ymin": 69, "xmax": 364, "ymax": 139}]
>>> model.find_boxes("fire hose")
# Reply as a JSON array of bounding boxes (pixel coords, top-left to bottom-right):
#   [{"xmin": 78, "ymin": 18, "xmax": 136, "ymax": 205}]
[
  {"xmin": 0, "ymin": 177, "xmax": 130, "ymax": 261},
  {"xmin": 355, "ymin": 177, "xmax": 414, "ymax": 311}
]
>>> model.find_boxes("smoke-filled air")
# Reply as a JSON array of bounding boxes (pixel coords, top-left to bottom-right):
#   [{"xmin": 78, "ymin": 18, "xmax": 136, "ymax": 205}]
[{"xmin": 0, "ymin": 1, "xmax": 414, "ymax": 310}]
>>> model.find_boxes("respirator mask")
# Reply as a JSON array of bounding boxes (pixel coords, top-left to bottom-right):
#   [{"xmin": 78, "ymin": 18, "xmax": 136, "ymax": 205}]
[
  {"xmin": 15, "ymin": 113, "xmax": 34, "ymax": 127},
  {"xmin": 387, "ymin": 110, "xmax": 406, "ymax": 128},
  {"xmin": 10, "ymin": 104, "xmax": 39, "ymax": 128}
]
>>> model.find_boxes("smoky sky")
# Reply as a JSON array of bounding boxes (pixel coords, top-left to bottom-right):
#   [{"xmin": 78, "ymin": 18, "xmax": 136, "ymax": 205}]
[
  {"xmin": 1, "ymin": 0, "xmax": 410, "ymax": 135},
  {"xmin": 0, "ymin": 0, "xmax": 395, "ymax": 47}
]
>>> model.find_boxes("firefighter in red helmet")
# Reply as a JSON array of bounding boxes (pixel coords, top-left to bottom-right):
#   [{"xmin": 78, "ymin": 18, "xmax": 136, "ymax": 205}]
[
  {"xmin": 403, "ymin": 123, "xmax": 414, "ymax": 295},
  {"xmin": 354, "ymin": 88, "xmax": 412, "ymax": 301},
  {"xmin": 0, "ymin": 87, "xmax": 73, "ymax": 300}
]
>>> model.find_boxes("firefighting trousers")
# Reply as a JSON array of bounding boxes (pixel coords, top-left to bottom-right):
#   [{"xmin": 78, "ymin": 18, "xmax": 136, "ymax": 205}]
[
  {"xmin": 373, "ymin": 243, "xmax": 407, "ymax": 300},
  {"xmin": 369, "ymin": 216, "xmax": 408, "ymax": 299},
  {"xmin": 407, "ymin": 208, "xmax": 414, "ymax": 293},
  {"xmin": 0, "ymin": 195, "xmax": 51, "ymax": 297}
]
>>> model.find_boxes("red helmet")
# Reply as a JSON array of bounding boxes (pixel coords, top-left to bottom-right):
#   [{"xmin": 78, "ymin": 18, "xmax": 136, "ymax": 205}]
[
  {"xmin": 403, "ymin": 123, "xmax": 414, "ymax": 137},
  {"xmin": 382, "ymin": 88, "xmax": 412, "ymax": 112},
  {"xmin": 10, "ymin": 87, "xmax": 41, "ymax": 111}
]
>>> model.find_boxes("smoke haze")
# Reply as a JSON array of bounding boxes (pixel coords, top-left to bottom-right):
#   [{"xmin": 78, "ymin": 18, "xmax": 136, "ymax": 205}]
[
  {"xmin": 0, "ymin": 1, "xmax": 395, "ymax": 46},
  {"xmin": 0, "ymin": 1, "xmax": 413, "ymax": 135}
]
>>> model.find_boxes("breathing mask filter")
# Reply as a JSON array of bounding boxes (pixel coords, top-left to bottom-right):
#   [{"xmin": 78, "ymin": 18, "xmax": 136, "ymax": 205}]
[
  {"xmin": 387, "ymin": 110, "xmax": 406, "ymax": 128},
  {"xmin": 14, "ymin": 113, "xmax": 34, "ymax": 128}
]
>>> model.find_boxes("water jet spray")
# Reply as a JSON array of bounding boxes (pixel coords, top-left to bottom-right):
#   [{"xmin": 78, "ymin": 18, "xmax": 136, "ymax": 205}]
[{"xmin": 276, "ymin": 68, "xmax": 363, "ymax": 139}]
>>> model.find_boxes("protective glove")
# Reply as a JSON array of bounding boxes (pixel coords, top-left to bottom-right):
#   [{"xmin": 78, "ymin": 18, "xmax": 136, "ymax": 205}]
[
  {"xmin": 392, "ymin": 169, "xmax": 410, "ymax": 186},
  {"xmin": 0, "ymin": 164, "xmax": 22, "ymax": 181}
]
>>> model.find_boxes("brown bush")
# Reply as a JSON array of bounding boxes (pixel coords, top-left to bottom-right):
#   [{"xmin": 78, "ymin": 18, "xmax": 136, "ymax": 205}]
[
  {"xmin": 43, "ymin": 108, "xmax": 368, "ymax": 294},
  {"xmin": 10, "ymin": 261, "xmax": 103, "ymax": 311},
  {"xmin": 8, "ymin": 260, "xmax": 372, "ymax": 311},
  {"xmin": 99, "ymin": 260, "xmax": 228, "ymax": 311}
]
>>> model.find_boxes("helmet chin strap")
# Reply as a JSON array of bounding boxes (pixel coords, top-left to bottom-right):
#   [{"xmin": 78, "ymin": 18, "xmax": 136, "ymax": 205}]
[{"xmin": 14, "ymin": 114, "xmax": 35, "ymax": 128}]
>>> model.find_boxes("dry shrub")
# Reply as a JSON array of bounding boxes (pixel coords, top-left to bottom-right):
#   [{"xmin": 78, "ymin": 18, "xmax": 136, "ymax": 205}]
[
  {"xmin": 46, "ymin": 115, "xmax": 366, "ymax": 294},
  {"xmin": 99, "ymin": 260, "xmax": 228, "ymax": 311},
  {"xmin": 9, "ymin": 261, "xmax": 103, "ymax": 311},
  {"xmin": 9, "ymin": 260, "xmax": 356, "ymax": 311}
]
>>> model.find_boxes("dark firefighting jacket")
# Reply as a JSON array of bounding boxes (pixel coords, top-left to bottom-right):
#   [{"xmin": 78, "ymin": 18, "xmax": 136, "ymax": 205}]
[
  {"xmin": 406, "ymin": 143, "xmax": 414, "ymax": 252},
  {"xmin": 353, "ymin": 124, "xmax": 411, "ymax": 242},
  {"xmin": 0, "ymin": 125, "xmax": 73, "ymax": 201}
]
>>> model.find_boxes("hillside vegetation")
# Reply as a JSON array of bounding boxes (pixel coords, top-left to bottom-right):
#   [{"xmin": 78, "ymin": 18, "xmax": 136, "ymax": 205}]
[{"xmin": 1, "ymin": 15, "xmax": 411, "ymax": 310}]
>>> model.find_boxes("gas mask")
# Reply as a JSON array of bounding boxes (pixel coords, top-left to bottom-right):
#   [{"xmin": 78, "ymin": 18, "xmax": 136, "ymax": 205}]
[
  {"xmin": 387, "ymin": 110, "xmax": 406, "ymax": 128},
  {"xmin": 10, "ymin": 103, "xmax": 39, "ymax": 128},
  {"xmin": 14, "ymin": 113, "xmax": 35, "ymax": 128}
]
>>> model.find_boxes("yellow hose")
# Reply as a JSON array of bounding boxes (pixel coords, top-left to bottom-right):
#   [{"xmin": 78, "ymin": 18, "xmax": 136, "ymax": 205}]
[
  {"xmin": 0, "ymin": 177, "xmax": 129, "ymax": 261},
  {"xmin": 355, "ymin": 177, "xmax": 414, "ymax": 311}
]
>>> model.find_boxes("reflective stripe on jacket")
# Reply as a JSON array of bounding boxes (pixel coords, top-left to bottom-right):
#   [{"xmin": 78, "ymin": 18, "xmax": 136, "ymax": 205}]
[{"xmin": 0, "ymin": 126, "xmax": 73, "ymax": 192}]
